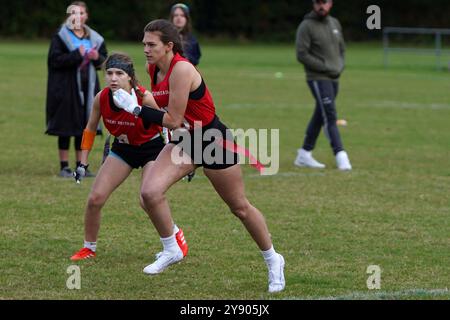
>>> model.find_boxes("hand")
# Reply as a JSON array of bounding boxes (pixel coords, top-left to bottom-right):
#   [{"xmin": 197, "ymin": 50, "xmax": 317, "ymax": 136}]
[
  {"xmin": 87, "ymin": 48, "xmax": 99, "ymax": 61},
  {"xmin": 327, "ymin": 66, "xmax": 341, "ymax": 79},
  {"xmin": 78, "ymin": 45, "xmax": 86, "ymax": 56},
  {"xmin": 73, "ymin": 164, "xmax": 89, "ymax": 184},
  {"xmin": 113, "ymin": 88, "xmax": 142, "ymax": 116},
  {"xmin": 328, "ymin": 72, "xmax": 340, "ymax": 80}
]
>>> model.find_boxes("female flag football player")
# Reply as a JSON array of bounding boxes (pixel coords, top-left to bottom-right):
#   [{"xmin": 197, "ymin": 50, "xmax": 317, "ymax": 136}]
[
  {"xmin": 112, "ymin": 20, "xmax": 285, "ymax": 293},
  {"xmin": 70, "ymin": 53, "xmax": 188, "ymax": 261}
]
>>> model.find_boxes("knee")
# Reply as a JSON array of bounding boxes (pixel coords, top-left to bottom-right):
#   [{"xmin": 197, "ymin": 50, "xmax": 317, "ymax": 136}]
[
  {"xmin": 139, "ymin": 196, "xmax": 147, "ymax": 211},
  {"xmin": 140, "ymin": 187, "xmax": 164, "ymax": 207},
  {"xmin": 230, "ymin": 200, "xmax": 252, "ymax": 221},
  {"xmin": 87, "ymin": 192, "xmax": 107, "ymax": 208}
]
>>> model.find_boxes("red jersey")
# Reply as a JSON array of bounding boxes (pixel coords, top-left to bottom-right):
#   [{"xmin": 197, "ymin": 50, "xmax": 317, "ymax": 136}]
[
  {"xmin": 148, "ymin": 53, "xmax": 215, "ymax": 130},
  {"xmin": 99, "ymin": 86, "xmax": 162, "ymax": 146}
]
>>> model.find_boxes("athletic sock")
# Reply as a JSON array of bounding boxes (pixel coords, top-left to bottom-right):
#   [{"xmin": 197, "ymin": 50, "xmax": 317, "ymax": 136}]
[
  {"xmin": 60, "ymin": 161, "xmax": 69, "ymax": 170},
  {"xmin": 84, "ymin": 240, "xmax": 97, "ymax": 252},
  {"xmin": 160, "ymin": 234, "xmax": 178, "ymax": 253},
  {"xmin": 76, "ymin": 161, "xmax": 81, "ymax": 168},
  {"xmin": 261, "ymin": 245, "xmax": 277, "ymax": 266},
  {"xmin": 173, "ymin": 224, "xmax": 180, "ymax": 234}
]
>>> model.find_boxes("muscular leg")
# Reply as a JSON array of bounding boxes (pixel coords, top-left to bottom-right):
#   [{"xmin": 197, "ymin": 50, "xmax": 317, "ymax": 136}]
[
  {"xmin": 203, "ymin": 164, "xmax": 285, "ymax": 293},
  {"xmin": 140, "ymin": 144, "xmax": 196, "ymax": 238},
  {"xmin": 203, "ymin": 164, "xmax": 272, "ymax": 251},
  {"xmin": 84, "ymin": 156, "xmax": 133, "ymax": 242}
]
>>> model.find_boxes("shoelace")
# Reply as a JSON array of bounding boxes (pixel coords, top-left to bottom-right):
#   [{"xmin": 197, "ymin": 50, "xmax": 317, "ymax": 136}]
[{"xmin": 155, "ymin": 251, "xmax": 178, "ymax": 264}]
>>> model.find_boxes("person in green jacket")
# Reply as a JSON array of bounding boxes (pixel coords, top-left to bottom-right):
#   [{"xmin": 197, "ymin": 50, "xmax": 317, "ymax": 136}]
[{"xmin": 294, "ymin": 0, "xmax": 352, "ymax": 171}]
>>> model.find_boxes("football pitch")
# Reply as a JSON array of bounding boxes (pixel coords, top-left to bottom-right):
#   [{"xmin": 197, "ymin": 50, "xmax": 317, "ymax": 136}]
[{"xmin": 0, "ymin": 41, "xmax": 449, "ymax": 300}]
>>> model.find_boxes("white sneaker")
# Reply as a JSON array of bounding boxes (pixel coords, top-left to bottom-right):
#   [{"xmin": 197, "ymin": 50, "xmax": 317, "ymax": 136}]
[
  {"xmin": 294, "ymin": 149, "xmax": 326, "ymax": 169},
  {"xmin": 336, "ymin": 151, "xmax": 352, "ymax": 171},
  {"xmin": 268, "ymin": 254, "xmax": 285, "ymax": 293},
  {"xmin": 143, "ymin": 248, "xmax": 184, "ymax": 275}
]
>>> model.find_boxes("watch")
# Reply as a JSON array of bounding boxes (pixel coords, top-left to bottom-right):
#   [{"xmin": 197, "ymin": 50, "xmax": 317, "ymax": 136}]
[{"xmin": 132, "ymin": 106, "xmax": 142, "ymax": 117}]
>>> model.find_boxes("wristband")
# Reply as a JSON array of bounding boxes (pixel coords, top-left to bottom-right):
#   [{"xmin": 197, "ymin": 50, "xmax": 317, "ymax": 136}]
[
  {"xmin": 138, "ymin": 107, "xmax": 165, "ymax": 128},
  {"xmin": 81, "ymin": 129, "xmax": 96, "ymax": 150}
]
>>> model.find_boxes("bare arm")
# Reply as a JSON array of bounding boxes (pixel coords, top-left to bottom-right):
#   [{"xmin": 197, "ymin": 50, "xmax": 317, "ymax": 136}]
[
  {"xmin": 141, "ymin": 90, "xmax": 160, "ymax": 109},
  {"xmin": 162, "ymin": 61, "xmax": 199, "ymax": 129}
]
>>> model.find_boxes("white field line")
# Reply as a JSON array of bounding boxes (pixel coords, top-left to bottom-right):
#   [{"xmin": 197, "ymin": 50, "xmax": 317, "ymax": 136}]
[{"xmin": 363, "ymin": 101, "xmax": 450, "ymax": 110}]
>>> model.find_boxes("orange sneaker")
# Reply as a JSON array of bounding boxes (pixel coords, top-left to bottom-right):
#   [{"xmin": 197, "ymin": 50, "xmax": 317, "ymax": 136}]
[
  {"xmin": 175, "ymin": 228, "xmax": 188, "ymax": 257},
  {"xmin": 70, "ymin": 247, "xmax": 96, "ymax": 261}
]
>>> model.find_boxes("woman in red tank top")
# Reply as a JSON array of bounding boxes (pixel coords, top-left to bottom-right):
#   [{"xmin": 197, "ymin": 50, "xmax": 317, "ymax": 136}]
[
  {"xmin": 113, "ymin": 20, "xmax": 285, "ymax": 293},
  {"xmin": 70, "ymin": 52, "xmax": 188, "ymax": 261}
]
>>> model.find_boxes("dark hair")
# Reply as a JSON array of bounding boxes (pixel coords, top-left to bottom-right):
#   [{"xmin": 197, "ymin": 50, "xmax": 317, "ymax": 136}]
[
  {"xmin": 103, "ymin": 53, "xmax": 144, "ymax": 97},
  {"xmin": 169, "ymin": 3, "xmax": 192, "ymax": 35},
  {"xmin": 144, "ymin": 19, "xmax": 184, "ymax": 56}
]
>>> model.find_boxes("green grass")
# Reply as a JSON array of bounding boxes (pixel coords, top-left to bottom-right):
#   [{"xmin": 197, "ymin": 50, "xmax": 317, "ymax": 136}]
[{"xmin": 0, "ymin": 41, "xmax": 449, "ymax": 300}]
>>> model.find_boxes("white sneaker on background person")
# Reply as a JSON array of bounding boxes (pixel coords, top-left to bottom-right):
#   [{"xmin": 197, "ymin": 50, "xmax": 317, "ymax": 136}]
[
  {"xmin": 294, "ymin": 148, "xmax": 326, "ymax": 169},
  {"xmin": 336, "ymin": 151, "xmax": 352, "ymax": 171}
]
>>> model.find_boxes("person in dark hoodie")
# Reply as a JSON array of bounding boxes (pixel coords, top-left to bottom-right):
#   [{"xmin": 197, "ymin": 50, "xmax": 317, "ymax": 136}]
[
  {"xmin": 294, "ymin": 0, "xmax": 352, "ymax": 171},
  {"xmin": 46, "ymin": 2, "xmax": 107, "ymax": 177},
  {"xmin": 169, "ymin": 3, "xmax": 201, "ymax": 66}
]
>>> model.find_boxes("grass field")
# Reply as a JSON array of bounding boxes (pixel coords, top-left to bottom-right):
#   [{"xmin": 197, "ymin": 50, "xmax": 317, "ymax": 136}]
[{"xmin": 0, "ymin": 41, "xmax": 449, "ymax": 300}]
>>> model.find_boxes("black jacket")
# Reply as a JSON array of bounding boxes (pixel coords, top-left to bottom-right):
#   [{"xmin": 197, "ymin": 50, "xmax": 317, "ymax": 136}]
[
  {"xmin": 45, "ymin": 29, "xmax": 107, "ymax": 136},
  {"xmin": 182, "ymin": 33, "xmax": 201, "ymax": 66}
]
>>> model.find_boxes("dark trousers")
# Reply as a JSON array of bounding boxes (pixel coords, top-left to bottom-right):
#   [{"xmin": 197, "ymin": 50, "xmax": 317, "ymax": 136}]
[
  {"xmin": 58, "ymin": 136, "xmax": 82, "ymax": 151},
  {"xmin": 302, "ymin": 80, "xmax": 344, "ymax": 155}
]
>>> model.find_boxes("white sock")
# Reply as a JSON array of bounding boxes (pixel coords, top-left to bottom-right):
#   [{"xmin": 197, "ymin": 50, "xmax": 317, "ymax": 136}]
[
  {"xmin": 84, "ymin": 240, "xmax": 97, "ymax": 252},
  {"xmin": 160, "ymin": 233, "xmax": 178, "ymax": 253},
  {"xmin": 173, "ymin": 224, "xmax": 180, "ymax": 234},
  {"xmin": 261, "ymin": 245, "xmax": 277, "ymax": 266}
]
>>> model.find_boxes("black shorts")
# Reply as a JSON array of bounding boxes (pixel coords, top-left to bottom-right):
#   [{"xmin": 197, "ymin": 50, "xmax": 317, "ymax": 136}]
[
  {"xmin": 169, "ymin": 116, "xmax": 239, "ymax": 170},
  {"xmin": 110, "ymin": 136, "xmax": 165, "ymax": 169}
]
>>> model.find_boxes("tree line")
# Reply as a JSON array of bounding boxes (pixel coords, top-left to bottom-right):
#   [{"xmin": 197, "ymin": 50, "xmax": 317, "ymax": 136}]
[{"xmin": 1, "ymin": 0, "xmax": 449, "ymax": 42}]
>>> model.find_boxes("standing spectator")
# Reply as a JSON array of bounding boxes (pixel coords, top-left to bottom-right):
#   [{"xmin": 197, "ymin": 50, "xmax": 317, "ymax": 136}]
[
  {"xmin": 45, "ymin": 1, "xmax": 107, "ymax": 177},
  {"xmin": 170, "ymin": 3, "xmax": 201, "ymax": 66},
  {"xmin": 294, "ymin": 0, "xmax": 352, "ymax": 171}
]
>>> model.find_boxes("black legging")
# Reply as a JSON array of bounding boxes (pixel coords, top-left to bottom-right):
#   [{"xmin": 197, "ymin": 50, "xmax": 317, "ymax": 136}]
[
  {"xmin": 302, "ymin": 80, "xmax": 344, "ymax": 155},
  {"xmin": 58, "ymin": 136, "xmax": 82, "ymax": 151}
]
